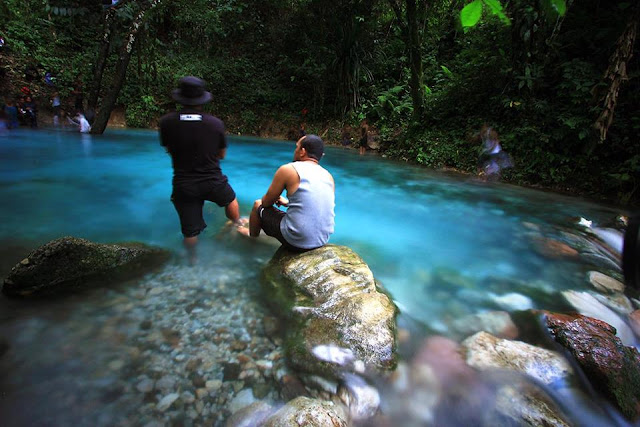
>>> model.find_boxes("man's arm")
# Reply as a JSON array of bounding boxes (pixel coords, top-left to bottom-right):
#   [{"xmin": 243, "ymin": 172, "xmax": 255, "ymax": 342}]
[
  {"xmin": 261, "ymin": 164, "xmax": 296, "ymax": 207},
  {"xmin": 218, "ymin": 147, "xmax": 227, "ymax": 159}
]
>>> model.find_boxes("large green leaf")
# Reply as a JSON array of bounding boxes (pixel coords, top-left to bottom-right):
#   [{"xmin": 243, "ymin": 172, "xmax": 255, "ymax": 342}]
[
  {"xmin": 482, "ymin": 0, "xmax": 510, "ymax": 24},
  {"xmin": 460, "ymin": 0, "xmax": 483, "ymax": 29},
  {"xmin": 550, "ymin": 0, "xmax": 567, "ymax": 16}
]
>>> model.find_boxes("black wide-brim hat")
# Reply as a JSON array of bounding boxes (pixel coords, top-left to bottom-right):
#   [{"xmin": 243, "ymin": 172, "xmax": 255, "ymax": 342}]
[{"xmin": 171, "ymin": 76, "xmax": 212, "ymax": 105}]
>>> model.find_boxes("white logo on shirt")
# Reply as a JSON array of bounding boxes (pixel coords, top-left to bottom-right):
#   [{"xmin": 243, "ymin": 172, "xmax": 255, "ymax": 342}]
[{"xmin": 180, "ymin": 114, "xmax": 202, "ymax": 121}]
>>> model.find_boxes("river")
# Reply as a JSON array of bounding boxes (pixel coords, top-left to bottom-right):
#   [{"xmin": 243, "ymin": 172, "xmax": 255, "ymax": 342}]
[{"xmin": 0, "ymin": 128, "xmax": 632, "ymax": 425}]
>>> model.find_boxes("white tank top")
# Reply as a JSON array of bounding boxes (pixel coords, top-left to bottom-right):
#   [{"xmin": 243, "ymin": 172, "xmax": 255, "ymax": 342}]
[{"xmin": 280, "ymin": 161, "xmax": 335, "ymax": 249}]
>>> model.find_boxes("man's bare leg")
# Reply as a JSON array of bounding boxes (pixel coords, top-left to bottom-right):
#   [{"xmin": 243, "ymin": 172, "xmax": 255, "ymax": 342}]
[
  {"xmin": 183, "ymin": 235, "xmax": 198, "ymax": 264},
  {"xmin": 225, "ymin": 198, "xmax": 241, "ymax": 223},
  {"xmin": 249, "ymin": 199, "xmax": 262, "ymax": 237}
]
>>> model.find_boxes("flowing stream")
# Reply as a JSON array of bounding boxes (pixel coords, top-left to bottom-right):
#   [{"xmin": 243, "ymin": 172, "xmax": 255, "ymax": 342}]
[{"xmin": 0, "ymin": 128, "xmax": 631, "ymax": 426}]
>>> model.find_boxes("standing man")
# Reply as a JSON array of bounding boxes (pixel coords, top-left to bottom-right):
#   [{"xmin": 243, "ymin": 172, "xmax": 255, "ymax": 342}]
[
  {"xmin": 160, "ymin": 76, "xmax": 241, "ymax": 258},
  {"xmin": 242, "ymin": 134, "xmax": 335, "ymax": 251}
]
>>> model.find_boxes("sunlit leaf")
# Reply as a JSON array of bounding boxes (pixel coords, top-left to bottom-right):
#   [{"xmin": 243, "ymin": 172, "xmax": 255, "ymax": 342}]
[
  {"xmin": 550, "ymin": 0, "xmax": 567, "ymax": 16},
  {"xmin": 482, "ymin": 0, "xmax": 510, "ymax": 24},
  {"xmin": 441, "ymin": 65, "xmax": 454, "ymax": 78},
  {"xmin": 460, "ymin": 0, "xmax": 483, "ymax": 29}
]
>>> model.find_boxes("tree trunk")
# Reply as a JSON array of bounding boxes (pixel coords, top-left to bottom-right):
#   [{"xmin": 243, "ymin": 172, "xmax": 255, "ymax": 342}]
[
  {"xmin": 592, "ymin": 3, "xmax": 639, "ymax": 146},
  {"xmin": 91, "ymin": 0, "xmax": 162, "ymax": 135},
  {"xmin": 87, "ymin": 6, "xmax": 118, "ymax": 112},
  {"xmin": 406, "ymin": 0, "xmax": 425, "ymax": 121},
  {"xmin": 389, "ymin": 0, "xmax": 427, "ymax": 122}
]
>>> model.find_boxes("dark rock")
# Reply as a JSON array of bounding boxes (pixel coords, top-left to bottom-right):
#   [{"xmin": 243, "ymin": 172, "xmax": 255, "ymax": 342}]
[
  {"xmin": 185, "ymin": 358, "xmax": 202, "ymax": 372},
  {"xmin": 223, "ymin": 362, "xmax": 241, "ymax": 381},
  {"xmin": 280, "ymin": 374, "xmax": 309, "ymax": 401},
  {"xmin": 252, "ymin": 382, "xmax": 271, "ymax": 399},
  {"xmin": 191, "ymin": 375, "xmax": 206, "ymax": 388},
  {"xmin": 2, "ymin": 236, "xmax": 170, "ymax": 297},
  {"xmin": 543, "ymin": 312, "xmax": 640, "ymax": 421},
  {"xmin": 230, "ymin": 340, "xmax": 248, "ymax": 351},
  {"xmin": 161, "ymin": 328, "xmax": 181, "ymax": 347},
  {"xmin": 262, "ymin": 315, "xmax": 281, "ymax": 340},
  {"xmin": 139, "ymin": 320, "xmax": 152, "ymax": 330}
]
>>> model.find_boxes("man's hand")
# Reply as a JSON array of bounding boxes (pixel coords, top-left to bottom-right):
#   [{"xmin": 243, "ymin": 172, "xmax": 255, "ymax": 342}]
[{"xmin": 275, "ymin": 196, "xmax": 289, "ymax": 207}]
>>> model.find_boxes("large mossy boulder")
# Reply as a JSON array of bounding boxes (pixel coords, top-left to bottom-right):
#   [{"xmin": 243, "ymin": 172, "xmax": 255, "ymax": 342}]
[
  {"xmin": 2, "ymin": 236, "xmax": 170, "ymax": 297},
  {"xmin": 261, "ymin": 245, "xmax": 397, "ymax": 378}
]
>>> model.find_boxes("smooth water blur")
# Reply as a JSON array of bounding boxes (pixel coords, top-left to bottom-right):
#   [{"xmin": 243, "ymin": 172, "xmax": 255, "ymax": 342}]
[
  {"xmin": 0, "ymin": 128, "xmax": 624, "ymax": 325},
  {"xmin": 0, "ymin": 128, "xmax": 631, "ymax": 426}
]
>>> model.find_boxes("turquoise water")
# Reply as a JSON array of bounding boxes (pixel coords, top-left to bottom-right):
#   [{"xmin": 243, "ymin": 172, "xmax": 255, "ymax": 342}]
[
  {"xmin": 0, "ymin": 128, "xmax": 628, "ymax": 425},
  {"xmin": 0, "ymin": 128, "xmax": 623, "ymax": 322}
]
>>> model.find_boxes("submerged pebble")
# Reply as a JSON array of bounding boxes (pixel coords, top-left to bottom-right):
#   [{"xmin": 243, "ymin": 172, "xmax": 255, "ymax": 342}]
[{"xmin": 0, "ymin": 259, "xmax": 286, "ymax": 426}]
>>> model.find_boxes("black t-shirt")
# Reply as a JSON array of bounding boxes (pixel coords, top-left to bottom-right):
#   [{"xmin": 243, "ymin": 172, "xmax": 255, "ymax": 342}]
[{"xmin": 159, "ymin": 108, "xmax": 228, "ymax": 186}]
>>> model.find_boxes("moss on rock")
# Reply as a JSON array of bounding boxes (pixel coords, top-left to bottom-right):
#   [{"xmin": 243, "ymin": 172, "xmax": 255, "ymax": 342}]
[
  {"xmin": 2, "ymin": 236, "xmax": 170, "ymax": 297},
  {"xmin": 261, "ymin": 245, "xmax": 398, "ymax": 378}
]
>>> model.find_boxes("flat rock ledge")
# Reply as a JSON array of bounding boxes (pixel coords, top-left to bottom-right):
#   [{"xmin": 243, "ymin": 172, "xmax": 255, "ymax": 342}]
[
  {"xmin": 2, "ymin": 236, "xmax": 170, "ymax": 297},
  {"xmin": 261, "ymin": 245, "xmax": 398, "ymax": 378}
]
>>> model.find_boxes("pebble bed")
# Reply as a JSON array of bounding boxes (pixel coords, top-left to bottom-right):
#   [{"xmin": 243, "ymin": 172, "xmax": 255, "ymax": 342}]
[{"xmin": 0, "ymin": 251, "xmax": 294, "ymax": 427}]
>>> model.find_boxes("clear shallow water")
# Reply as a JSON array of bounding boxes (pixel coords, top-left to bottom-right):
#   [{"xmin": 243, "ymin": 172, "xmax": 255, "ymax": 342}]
[{"xmin": 0, "ymin": 128, "xmax": 628, "ymax": 425}]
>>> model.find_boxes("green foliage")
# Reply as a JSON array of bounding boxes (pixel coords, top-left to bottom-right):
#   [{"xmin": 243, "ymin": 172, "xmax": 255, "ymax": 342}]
[
  {"xmin": 125, "ymin": 95, "xmax": 163, "ymax": 128},
  {"xmin": 2, "ymin": 0, "xmax": 638, "ymax": 205},
  {"xmin": 461, "ymin": 0, "xmax": 566, "ymax": 31},
  {"xmin": 461, "ymin": 0, "xmax": 510, "ymax": 31},
  {"xmin": 461, "ymin": 1, "xmax": 484, "ymax": 30}
]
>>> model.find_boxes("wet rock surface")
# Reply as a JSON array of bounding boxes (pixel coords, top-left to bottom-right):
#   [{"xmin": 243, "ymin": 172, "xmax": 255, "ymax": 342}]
[
  {"xmin": 542, "ymin": 312, "xmax": 640, "ymax": 421},
  {"xmin": 461, "ymin": 331, "xmax": 574, "ymax": 426},
  {"xmin": 263, "ymin": 396, "xmax": 348, "ymax": 427},
  {"xmin": 461, "ymin": 331, "xmax": 573, "ymax": 386},
  {"xmin": 261, "ymin": 245, "xmax": 398, "ymax": 377},
  {"xmin": 2, "ymin": 236, "xmax": 170, "ymax": 297}
]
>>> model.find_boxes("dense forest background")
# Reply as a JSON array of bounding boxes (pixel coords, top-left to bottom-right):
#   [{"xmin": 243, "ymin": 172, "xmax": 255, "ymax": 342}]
[{"xmin": 1, "ymin": 0, "xmax": 638, "ymax": 205}]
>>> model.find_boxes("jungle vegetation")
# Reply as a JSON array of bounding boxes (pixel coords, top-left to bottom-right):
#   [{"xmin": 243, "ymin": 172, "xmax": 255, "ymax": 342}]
[{"xmin": 0, "ymin": 0, "xmax": 638, "ymax": 205}]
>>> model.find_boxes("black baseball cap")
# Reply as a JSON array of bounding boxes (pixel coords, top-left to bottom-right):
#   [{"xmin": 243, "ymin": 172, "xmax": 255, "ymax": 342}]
[{"xmin": 301, "ymin": 134, "xmax": 324, "ymax": 161}]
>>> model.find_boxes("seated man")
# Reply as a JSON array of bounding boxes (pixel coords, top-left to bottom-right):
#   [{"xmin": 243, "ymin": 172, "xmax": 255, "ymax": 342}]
[{"xmin": 242, "ymin": 134, "xmax": 335, "ymax": 251}]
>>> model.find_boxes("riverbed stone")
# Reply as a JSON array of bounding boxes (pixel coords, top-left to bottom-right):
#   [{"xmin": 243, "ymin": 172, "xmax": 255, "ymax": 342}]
[
  {"xmin": 461, "ymin": 331, "xmax": 573, "ymax": 426},
  {"xmin": 263, "ymin": 396, "xmax": 348, "ymax": 427},
  {"xmin": 156, "ymin": 393, "xmax": 180, "ymax": 411},
  {"xmin": 2, "ymin": 236, "xmax": 170, "ymax": 297},
  {"xmin": 224, "ymin": 401, "xmax": 274, "ymax": 427},
  {"xmin": 588, "ymin": 271, "xmax": 625, "ymax": 293},
  {"xmin": 487, "ymin": 385, "xmax": 570, "ymax": 427},
  {"xmin": 531, "ymin": 237, "xmax": 579, "ymax": 259},
  {"xmin": 261, "ymin": 245, "xmax": 397, "ymax": 378},
  {"xmin": 542, "ymin": 312, "xmax": 640, "ymax": 421},
  {"xmin": 630, "ymin": 310, "xmax": 640, "ymax": 336},
  {"xmin": 451, "ymin": 311, "xmax": 518, "ymax": 340},
  {"xmin": 461, "ymin": 331, "xmax": 573, "ymax": 385},
  {"xmin": 228, "ymin": 388, "xmax": 257, "ymax": 414}
]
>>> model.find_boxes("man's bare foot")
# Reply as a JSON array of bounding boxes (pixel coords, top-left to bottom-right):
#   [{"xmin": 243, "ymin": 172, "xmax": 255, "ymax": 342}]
[
  {"xmin": 236, "ymin": 226, "xmax": 251, "ymax": 237},
  {"xmin": 235, "ymin": 217, "xmax": 249, "ymax": 227}
]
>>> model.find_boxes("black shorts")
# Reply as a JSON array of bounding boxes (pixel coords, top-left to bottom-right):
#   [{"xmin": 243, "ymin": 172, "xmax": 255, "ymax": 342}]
[
  {"xmin": 171, "ymin": 180, "xmax": 236, "ymax": 237},
  {"xmin": 259, "ymin": 206, "xmax": 308, "ymax": 252}
]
